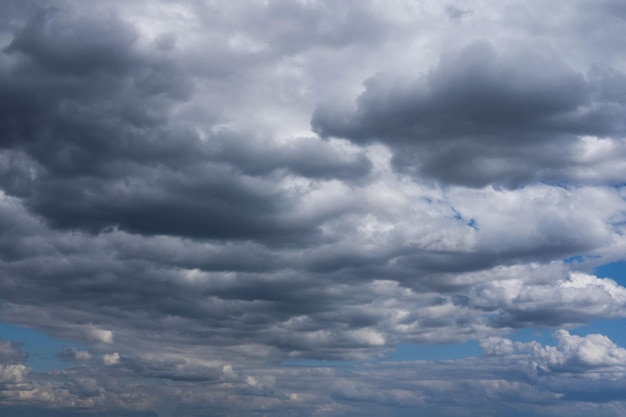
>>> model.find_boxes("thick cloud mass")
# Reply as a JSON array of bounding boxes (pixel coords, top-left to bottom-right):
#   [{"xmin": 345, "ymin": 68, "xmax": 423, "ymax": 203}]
[
  {"xmin": 1, "ymin": 1, "xmax": 626, "ymax": 416},
  {"xmin": 312, "ymin": 41, "xmax": 626, "ymax": 187}
]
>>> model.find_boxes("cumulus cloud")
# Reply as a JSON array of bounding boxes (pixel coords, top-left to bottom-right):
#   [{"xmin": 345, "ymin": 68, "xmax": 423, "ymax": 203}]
[
  {"xmin": 482, "ymin": 330, "xmax": 626, "ymax": 373},
  {"xmin": 471, "ymin": 271, "xmax": 626, "ymax": 328}
]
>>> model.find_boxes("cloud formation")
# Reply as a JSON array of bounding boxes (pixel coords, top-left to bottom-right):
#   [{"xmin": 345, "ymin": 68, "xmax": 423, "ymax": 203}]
[
  {"xmin": 1, "ymin": 0, "xmax": 626, "ymax": 416},
  {"xmin": 312, "ymin": 40, "xmax": 626, "ymax": 187}
]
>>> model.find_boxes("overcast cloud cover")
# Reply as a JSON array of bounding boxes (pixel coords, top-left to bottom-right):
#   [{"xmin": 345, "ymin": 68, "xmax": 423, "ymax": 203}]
[{"xmin": 1, "ymin": 0, "xmax": 626, "ymax": 416}]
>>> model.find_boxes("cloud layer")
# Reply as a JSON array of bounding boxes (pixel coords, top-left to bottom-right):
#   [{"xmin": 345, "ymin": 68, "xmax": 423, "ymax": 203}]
[{"xmin": 1, "ymin": 1, "xmax": 626, "ymax": 416}]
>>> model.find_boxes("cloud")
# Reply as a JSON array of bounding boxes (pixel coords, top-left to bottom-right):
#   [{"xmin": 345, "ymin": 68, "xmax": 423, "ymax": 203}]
[
  {"xmin": 102, "ymin": 352, "xmax": 120, "ymax": 366},
  {"xmin": 1, "ymin": 1, "xmax": 626, "ymax": 416},
  {"xmin": 85, "ymin": 326, "xmax": 114, "ymax": 344},
  {"xmin": 444, "ymin": 4, "xmax": 472, "ymax": 20},
  {"xmin": 0, "ymin": 340, "xmax": 28, "ymax": 363},
  {"xmin": 0, "ymin": 4, "xmax": 370, "ymax": 242},
  {"xmin": 482, "ymin": 330, "xmax": 626, "ymax": 372},
  {"xmin": 57, "ymin": 347, "xmax": 92, "ymax": 362},
  {"xmin": 480, "ymin": 330, "xmax": 626, "ymax": 403},
  {"xmin": 209, "ymin": 133, "xmax": 372, "ymax": 181},
  {"xmin": 5, "ymin": 7, "xmax": 139, "ymax": 76},
  {"xmin": 0, "ymin": 340, "xmax": 34, "ymax": 404},
  {"xmin": 312, "ymin": 40, "xmax": 626, "ymax": 187},
  {"xmin": 476, "ymin": 272, "xmax": 626, "ymax": 328}
]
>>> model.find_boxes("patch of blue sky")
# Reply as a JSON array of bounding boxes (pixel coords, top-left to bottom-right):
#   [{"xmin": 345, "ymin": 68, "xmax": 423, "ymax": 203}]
[
  {"xmin": 563, "ymin": 254, "xmax": 586, "ymax": 264},
  {"xmin": 385, "ymin": 340, "xmax": 482, "ymax": 361},
  {"xmin": 0, "ymin": 322, "xmax": 87, "ymax": 372},
  {"xmin": 569, "ymin": 318, "xmax": 626, "ymax": 347},
  {"xmin": 594, "ymin": 259, "xmax": 626, "ymax": 285}
]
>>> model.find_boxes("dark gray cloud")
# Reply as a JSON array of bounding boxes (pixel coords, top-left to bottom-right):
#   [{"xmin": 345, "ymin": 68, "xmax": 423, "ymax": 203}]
[
  {"xmin": 210, "ymin": 133, "xmax": 372, "ymax": 181},
  {"xmin": 312, "ymin": 40, "xmax": 626, "ymax": 187},
  {"xmin": 0, "ymin": 4, "xmax": 371, "ymax": 243},
  {"xmin": 6, "ymin": 8, "xmax": 139, "ymax": 76}
]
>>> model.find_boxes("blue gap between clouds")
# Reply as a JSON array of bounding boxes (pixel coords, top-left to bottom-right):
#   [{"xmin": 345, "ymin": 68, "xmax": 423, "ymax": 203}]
[
  {"xmin": 0, "ymin": 322, "xmax": 87, "ymax": 372},
  {"xmin": 386, "ymin": 339, "xmax": 482, "ymax": 361},
  {"xmin": 594, "ymin": 260, "xmax": 626, "ymax": 284}
]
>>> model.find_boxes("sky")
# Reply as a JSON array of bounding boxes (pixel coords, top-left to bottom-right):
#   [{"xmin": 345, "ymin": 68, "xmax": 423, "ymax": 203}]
[{"xmin": 1, "ymin": 0, "xmax": 626, "ymax": 416}]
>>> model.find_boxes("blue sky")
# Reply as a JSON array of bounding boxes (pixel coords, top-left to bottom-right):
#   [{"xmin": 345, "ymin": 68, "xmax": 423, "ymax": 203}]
[
  {"xmin": 2, "ymin": 1, "xmax": 626, "ymax": 416},
  {"xmin": 0, "ymin": 323, "xmax": 86, "ymax": 372}
]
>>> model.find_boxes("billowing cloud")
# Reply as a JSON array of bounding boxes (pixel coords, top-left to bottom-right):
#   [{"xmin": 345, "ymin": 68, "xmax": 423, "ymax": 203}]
[
  {"xmin": 482, "ymin": 330, "xmax": 626, "ymax": 372},
  {"xmin": 312, "ymin": 39, "xmax": 626, "ymax": 187}
]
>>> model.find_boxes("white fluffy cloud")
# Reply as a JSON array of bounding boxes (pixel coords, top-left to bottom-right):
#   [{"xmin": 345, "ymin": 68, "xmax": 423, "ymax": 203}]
[{"xmin": 483, "ymin": 330, "xmax": 626, "ymax": 373}]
